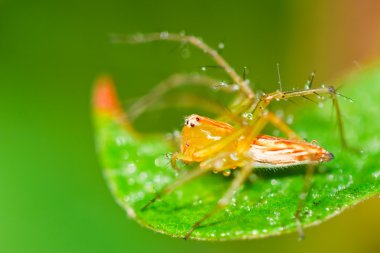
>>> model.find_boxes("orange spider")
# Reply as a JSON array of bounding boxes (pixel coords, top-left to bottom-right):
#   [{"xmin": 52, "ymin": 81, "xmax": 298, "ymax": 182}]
[
  {"xmin": 114, "ymin": 32, "xmax": 347, "ymax": 240},
  {"xmin": 175, "ymin": 114, "xmax": 333, "ymax": 171}
]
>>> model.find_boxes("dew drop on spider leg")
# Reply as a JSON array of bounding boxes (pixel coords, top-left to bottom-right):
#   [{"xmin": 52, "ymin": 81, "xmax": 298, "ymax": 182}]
[
  {"xmin": 232, "ymin": 84, "xmax": 240, "ymax": 91},
  {"xmin": 223, "ymin": 170, "xmax": 231, "ymax": 177},
  {"xmin": 160, "ymin": 31, "xmax": 169, "ymax": 39},
  {"xmin": 243, "ymin": 112, "xmax": 253, "ymax": 120}
]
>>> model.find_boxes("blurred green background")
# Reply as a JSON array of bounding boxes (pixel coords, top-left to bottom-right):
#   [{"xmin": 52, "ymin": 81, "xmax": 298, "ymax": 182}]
[{"xmin": 1, "ymin": 0, "xmax": 380, "ymax": 252}]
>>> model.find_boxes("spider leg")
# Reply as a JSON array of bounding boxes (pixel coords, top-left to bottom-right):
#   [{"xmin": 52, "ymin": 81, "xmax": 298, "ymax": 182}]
[
  {"xmin": 263, "ymin": 111, "xmax": 299, "ymax": 140},
  {"xmin": 114, "ymin": 32, "xmax": 255, "ymax": 101},
  {"xmin": 128, "ymin": 73, "xmax": 235, "ymax": 120},
  {"xmin": 184, "ymin": 164, "xmax": 254, "ymax": 239},
  {"xmin": 245, "ymin": 86, "xmax": 349, "ymax": 238},
  {"xmin": 294, "ymin": 164, "xmax": 316, "ymax": 240},
  {"xmin": 141, "ymin": 165, "xmax": 210, "ymax": 211}
]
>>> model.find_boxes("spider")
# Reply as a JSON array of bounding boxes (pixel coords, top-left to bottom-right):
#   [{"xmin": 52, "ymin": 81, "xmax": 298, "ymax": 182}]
[{"xmin": 113, "ymin": 32, "xmax": 348, "ymax": 240}]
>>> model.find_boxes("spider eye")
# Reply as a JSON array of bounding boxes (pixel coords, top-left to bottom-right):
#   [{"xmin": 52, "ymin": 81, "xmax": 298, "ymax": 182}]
[
  {"xmin": 190, "ymin": 123, "xmax": 195, "ymax": 127},
  {"xmin": 185, "ymin": 120, "xmax": 189, "ymax": 125},
  {"xmin": 195, "ymin": 117, "xmax": 200, "ymax": 121}
]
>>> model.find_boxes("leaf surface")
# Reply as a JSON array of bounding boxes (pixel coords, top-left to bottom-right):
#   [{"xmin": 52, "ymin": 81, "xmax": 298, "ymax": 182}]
[{"xmin": 93, "ymin": 66, "xmax": 380, "ymax": 240}]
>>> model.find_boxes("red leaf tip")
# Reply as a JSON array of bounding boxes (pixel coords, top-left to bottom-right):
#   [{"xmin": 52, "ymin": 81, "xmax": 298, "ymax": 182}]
[{"xmin": 93, "ymin": 76, "xmax": 122, "ymax": 114}]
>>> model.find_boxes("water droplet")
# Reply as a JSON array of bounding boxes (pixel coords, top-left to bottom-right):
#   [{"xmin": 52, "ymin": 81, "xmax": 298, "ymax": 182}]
[
  {"xmin": 299, "ymin": 193, "xmax": 307, "ymax": 200},
  {"xmin": 201, "ymin": 66, "xmax": 206, "ymax": 71},
  {"xmin": 286, "ymin": 114, "xmax": 294, "ymax": 125},
  {"xmin": 311, "ymin": 140, "xmax": 319, "ymax": 146},
  {"xmin": 372, "ymin": 170, "xmax": 380, "ymax": 179},
  {"xmin": 126, "ymin": 163, "xmax": 137, "ymax": 174},
  {"xmin": 126, "ymin": 207, "xmax": 136, "ymax": 218},
  {"xmin": 223, "ymin": 170, "xmax": 231, "ymax": 177},
  {"xmin": 229, "ymin": 152, "xmax": 239, "ymax": 161},
  {"xmin": 160, "ymin": 31, "xmax": 169, "ymax": 39},
  {"xmin": 218, "ymin": 42, "xmax": 225, "ymax": 50},
  {"xmin": 318, "ymin": 102, "xmax": 324, "ymax": 108},
  {"xmin": 243, "ymin": 112, "xmax": 253, "ymax": 120},
  {"xmin": 115, "ymin": 136, "xmax": 127, "ymax": 146},
  {"xmin": 214, "ymin": 160, "xmax": 224, "ymax": 169},
  {"xmin": 138, "ymin": 172, "xmax": 148, "ymax": 181},
  {"xmin": 219, "ymin": 81, "xmax": 228, "ymax": 87},
  {"xmin": 144, "ymin": 182, "xmax": 154, "ymax": 192},
  {"xmin": 275, "ymin": 109, "xmax": 284, "ymax": 118},
  {"xmin": 132, "ymin": 33, "xmax": 145, "ymax": 42},
  {"xmin": 312, "ymin": 193, "xmax": 320, "ymax": 199},
  {"xmin": 267, "ymin": 217, "xmax": 276, "ymax": 226},
  {"xmin": 193, "ymin": 199, "xmax": 203, "ymax": 206},
  {"xmin": 136, "ymin": 191, "xmax": 145, "ymax": 199},
  {"xmin": 271, "ymin": 179, "xmax": 278, "ymax": 185},
  {"xmin": 155, "ymin": 156, "xmax": 168, "ymax": 167},
  {"xmin": 232, "ymin": 84, "xmax": 240, "ymax": 91}
]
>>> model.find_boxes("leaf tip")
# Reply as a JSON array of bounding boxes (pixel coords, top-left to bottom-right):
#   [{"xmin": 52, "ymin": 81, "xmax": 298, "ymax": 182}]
[{"xmin": 93, "ymin": 76, "xmax": 122, "ymax": 115}]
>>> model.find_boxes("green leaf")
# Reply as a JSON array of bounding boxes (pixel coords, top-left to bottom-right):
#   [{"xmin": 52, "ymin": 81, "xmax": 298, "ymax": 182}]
[{"xmin": 93, "ymin": 66, "xmax": 380, "ymax": 241}]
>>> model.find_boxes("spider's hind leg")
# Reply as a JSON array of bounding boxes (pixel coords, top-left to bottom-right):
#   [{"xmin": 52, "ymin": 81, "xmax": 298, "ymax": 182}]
[
  {"xmin": 184, "ymin": 164, "xmax": 254, "ymax": 239},
  {"xmin": 141, "ymin": 165, "xmax": 210, "ymax": 211},
  {"xmin": 250, "ymin": 85, "xmax": 349, "ymax": 149},
  {"xmin": 294, "ymin": 164, "xmax": 316, "ymax": 240}
]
